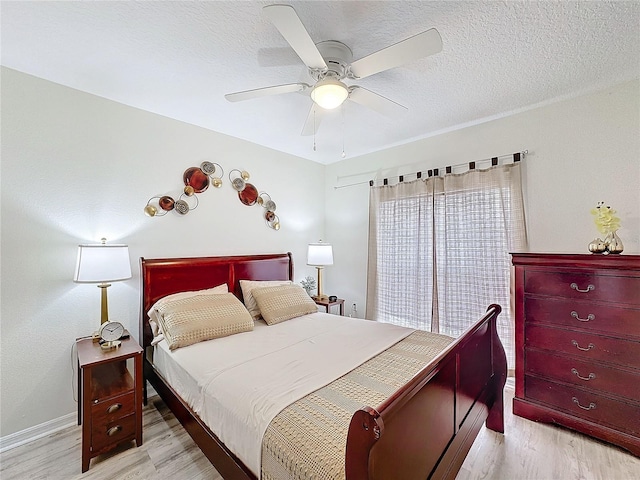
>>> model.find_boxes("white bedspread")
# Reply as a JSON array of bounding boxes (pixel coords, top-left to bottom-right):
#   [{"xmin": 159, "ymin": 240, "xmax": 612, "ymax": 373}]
[{"xmin": 153, "ymin": 312, "xmax": 413, "ymax": 476}]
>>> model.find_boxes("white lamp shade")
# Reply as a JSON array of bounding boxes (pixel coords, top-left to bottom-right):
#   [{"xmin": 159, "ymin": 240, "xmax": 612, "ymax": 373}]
[
  {"xmin": 74, "ymin": 243, "xmax": 132, "ymax": 283},
  {"xmin": 307, "ymin": 242, "xmax": 334, "ymax": 266},
  {"xmin": 311, "ymin": 78, "xmax": 349, "ymax": 110}
]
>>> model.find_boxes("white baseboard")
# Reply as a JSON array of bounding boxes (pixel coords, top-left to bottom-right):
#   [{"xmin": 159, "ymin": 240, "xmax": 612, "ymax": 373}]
[{"xmin": 0, "ymin": 412, "xmax": 77, "ymax": 453}]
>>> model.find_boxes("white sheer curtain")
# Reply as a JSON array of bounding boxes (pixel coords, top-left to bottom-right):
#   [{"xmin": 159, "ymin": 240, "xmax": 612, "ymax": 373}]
[{"xmin": 366, "ymin": 163, "xmax": 527, "ymax": 368}]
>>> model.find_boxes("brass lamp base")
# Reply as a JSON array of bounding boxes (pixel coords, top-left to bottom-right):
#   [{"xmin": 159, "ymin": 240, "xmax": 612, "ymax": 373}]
[
  {"xmin": 100, "ymin": 340, "xmax": 121, "ymax": 350},
  {"xmin": 314, "ymin": 266, "xmax": 329, "ymax": 302},
  {"xmin": 92, "ymin": 282, "xmax": 112, "ymax": 342}
]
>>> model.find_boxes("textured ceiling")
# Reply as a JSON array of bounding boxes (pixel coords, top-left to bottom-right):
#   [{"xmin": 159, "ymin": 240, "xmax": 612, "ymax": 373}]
[{"xmin": 2, "ymin": 1, "xmax": 639, "ymax": 164}]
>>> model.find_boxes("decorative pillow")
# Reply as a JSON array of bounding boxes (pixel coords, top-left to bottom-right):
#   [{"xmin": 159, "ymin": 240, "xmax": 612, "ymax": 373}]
[
  {"xmin": 252, "ymin": 284, "xmax": 318, "ymax": 325},
  {"xmin": 156, "ymin": 293, "xmax": 253, "ymax": 350},
  {"xmin": 148, "ymin": 284, "xmax": 229, "ymax": 335},
  {"xmin": 239, "ymin": 279, "xmax": 292, "ymax": 319}
]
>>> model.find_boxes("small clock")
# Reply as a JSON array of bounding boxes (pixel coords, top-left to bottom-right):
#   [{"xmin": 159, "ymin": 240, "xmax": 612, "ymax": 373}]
[{"xmin": 98, "ymin": 321, "xmax": 125, "ymax": 350}]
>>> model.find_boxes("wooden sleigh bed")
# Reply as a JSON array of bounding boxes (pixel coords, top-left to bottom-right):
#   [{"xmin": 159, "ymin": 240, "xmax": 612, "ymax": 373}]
[{"xmin": 139, "ymin": 252, "xmax": 507, "ymax": 480}]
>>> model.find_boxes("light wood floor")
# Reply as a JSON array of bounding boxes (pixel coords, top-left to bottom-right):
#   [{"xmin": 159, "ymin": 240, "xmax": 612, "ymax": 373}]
[{"xmin": 1, "ymin": 386, "xmax": 638, "ymax": 479}]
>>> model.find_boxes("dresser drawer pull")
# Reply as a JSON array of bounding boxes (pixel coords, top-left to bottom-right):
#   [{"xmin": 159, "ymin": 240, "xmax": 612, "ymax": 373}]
[
  {"xmin": 570, "ymin": 311, "xmax": 595, "ymax": 322},
  {"xmin": 570, "ymin": 283, "xmax": 594, "ymax": 293},
  {"xmin": 571, "ymin": 340, "xmax": 595, "ymax": 351},
  {"xmin": 572, "ymin": 397, "xmax": 596, "ymax": 411},
  {"xmin": 106, "ymin": 403, "xmax": 122, "ymax": 414},
  {"xmin": 571, "ymin": 368, "xmax": 596, "ymax": 381},
  {"xmin": 107, "ymin": 425, "xmax": 122, "ymax": 437}
]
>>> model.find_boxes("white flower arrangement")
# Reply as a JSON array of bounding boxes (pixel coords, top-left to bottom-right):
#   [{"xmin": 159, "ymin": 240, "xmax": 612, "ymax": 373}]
[{"xmin": 300, "ymin": 276, "xmax": 316, "ymax": 296}]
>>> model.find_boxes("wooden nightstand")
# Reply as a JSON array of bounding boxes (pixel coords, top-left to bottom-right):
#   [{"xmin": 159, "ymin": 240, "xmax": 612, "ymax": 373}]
[
  {"xmin": 76, "ymin": 335, "xmax": 143, "ymax": 472},
  {"xmin": 314, "ymin": 297, "xmax": 345, "ymax": 315}
]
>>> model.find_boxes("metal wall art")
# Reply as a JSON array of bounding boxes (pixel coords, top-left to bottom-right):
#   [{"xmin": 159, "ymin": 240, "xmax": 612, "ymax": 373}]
[
  {"xmin": 144, "ymin": 162, "xmax": 280, "ymax": 230},
  {"xmin": 228, "ymin": 169, "xmax": 280, "ymax": 230},
  {"xmin": 144, "ymin": 161, "xmax": 223, "ymax": 217}
]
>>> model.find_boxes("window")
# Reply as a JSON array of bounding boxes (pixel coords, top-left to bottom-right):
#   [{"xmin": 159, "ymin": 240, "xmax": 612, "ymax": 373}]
[{"xmin": 367, "ymin": 163, "xmax": 527, "ymax": 368}]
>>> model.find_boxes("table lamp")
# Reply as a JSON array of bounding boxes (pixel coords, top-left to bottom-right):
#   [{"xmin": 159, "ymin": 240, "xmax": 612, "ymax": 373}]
[
  {"xmin": 74, "ymin": 238, "xmax": 132, "ymax": 334},
  {"xmin": 307, "ymin": 240, "xmax": 333, "ymax": 301}
]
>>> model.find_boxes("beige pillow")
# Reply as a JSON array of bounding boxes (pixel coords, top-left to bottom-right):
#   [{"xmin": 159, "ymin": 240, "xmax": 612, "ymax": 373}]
[
  {"xmin": 239, "ymin": 279, "xmax": 292, "ymax": 319},
  {"xmin": 148, "ymin": 284, "xmax": 228, "ymax": 335},
  {"xmin": 156, "ymin": 293, "xmax": 253, "ymax": 350},
  {"xmin": 252, "ymin": 284, "xmax": 318, "ymax": 325}
]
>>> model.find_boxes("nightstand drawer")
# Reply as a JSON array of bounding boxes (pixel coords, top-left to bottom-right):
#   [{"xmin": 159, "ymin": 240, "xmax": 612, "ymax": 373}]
[
  {"xmin": 525, "ymin": 296, "xmax": 640, "ymax": 338},
  {"xmin": 525, "ymin": 348, "xmax": 639, "ymax": 399},
  {"xmin": 524, "ymin": 270, "xmax": 640, "ymax": 305},
  {"xmin": 92, "ymin": 413, "xmax": 137, "ymax": 451},
  {"xmin": 91, "ymin": 391, "xmax": 135, "ymax": 426},
  {"xmin": 525, "ymin": 376, "xmax": 640, "ymax": 437}
]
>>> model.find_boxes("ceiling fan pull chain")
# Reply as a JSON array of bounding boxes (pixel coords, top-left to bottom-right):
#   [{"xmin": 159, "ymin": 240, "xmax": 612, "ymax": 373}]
[
  {"xmin": 313, "ymin": 108, "xmax": 317, "ymax": 151},
  {"xmin": 341, "ymin": 105, "xmax": 346, "ymax": 158}
]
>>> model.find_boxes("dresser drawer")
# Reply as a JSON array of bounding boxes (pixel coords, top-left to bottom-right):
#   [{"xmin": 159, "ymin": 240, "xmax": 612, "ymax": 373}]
[
  {"xmin": 525, "ymin": 376, "xmax": 640, "ymax": 436},
  {"xmin": 525, "ymin": 348, "xmax": 639, "ymax": 399},
  {"xmin": 92, "ymin": 413, "xmax": 137, "ymax": 451},
  {"xmin": 526, "ymin": 324, "xmax": 640, "ymax": 369},
  {"xmin": 524, "ymin": 270, "xmax": 640, "ymax": 305},
  {"xmin": 525, "ymin": 296, "xmax": 640, "ymax": 339},
  {"xmin": 91, "ymin": 391, "xmax": 135, "ymax": 426}
]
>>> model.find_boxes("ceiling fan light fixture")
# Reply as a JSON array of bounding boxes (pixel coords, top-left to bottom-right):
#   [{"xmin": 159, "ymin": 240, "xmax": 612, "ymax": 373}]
[{"xmin": 311, "ymin": 78, "xmax": 349, "ymax": 110}]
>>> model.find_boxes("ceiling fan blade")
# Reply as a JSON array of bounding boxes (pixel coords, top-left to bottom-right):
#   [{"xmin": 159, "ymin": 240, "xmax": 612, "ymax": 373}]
[
  {"xmin": 349, "ymin": 28, "xmax": 442, "ymax": 79},
  {"xmin": 301, "ymin": 103, "xmax": 324, "ymax": 136},
  {"xmin": 349, "ymin": 86, "xmax": 407, "ymax": 117},
  {"xmin": 225, "ymin": 83, "xmax": 310, "ymax": 102},
  {"xmin": 263, "ymin": 5, "xmax": 327, "ymax": 70}
]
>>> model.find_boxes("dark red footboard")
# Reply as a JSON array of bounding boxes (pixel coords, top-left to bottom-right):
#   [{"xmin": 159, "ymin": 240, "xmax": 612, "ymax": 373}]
[{"xmin": 346, "ymin": 304, "xmax": 506, "ymax": 480}]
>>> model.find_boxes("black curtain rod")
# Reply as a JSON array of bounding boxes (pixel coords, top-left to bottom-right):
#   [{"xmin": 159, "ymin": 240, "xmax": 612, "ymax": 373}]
[{"xmin": 367, "ymin": 150, "xmax": 527, "ymax": 188}]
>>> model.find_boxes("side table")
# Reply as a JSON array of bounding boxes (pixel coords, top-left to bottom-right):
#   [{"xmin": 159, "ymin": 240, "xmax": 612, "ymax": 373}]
[
  {"xmin": 314, "ymin": 297, "xmax": 345, "ymax": 315},
  {"xmin": 76, "ymin": 336, "xmax": 143, "ymax": 472}
]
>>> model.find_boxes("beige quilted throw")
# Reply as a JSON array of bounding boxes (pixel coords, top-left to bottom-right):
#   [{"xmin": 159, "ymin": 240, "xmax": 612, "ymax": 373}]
[{"xmin": 261, "ymin": 330, "xmax": 454, "ymax": 480}]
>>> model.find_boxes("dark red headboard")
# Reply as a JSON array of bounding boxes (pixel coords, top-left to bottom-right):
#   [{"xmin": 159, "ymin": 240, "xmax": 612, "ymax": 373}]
[{"xmin": 139, "ymin": 253, "xmax": 293, "ymax": 349}]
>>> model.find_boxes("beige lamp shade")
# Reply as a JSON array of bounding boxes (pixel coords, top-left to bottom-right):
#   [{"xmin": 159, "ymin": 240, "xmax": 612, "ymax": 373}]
[
  {"xmin": 74, "ymin": 243, "xmax": 132, "ymax": 283},
  {"xmin": 74, "ymin": 239, "xmax": 131, "ymax": 326},
  {"xmin": 307, "ymin": 242, "xmax": 334, "ymax": 266}
]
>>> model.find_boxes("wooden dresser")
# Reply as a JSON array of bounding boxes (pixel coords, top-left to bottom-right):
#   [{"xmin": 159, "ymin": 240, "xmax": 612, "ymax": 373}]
[{"xmin": 512, "ymin": 253, "xmax": 640, "ymax": 456}]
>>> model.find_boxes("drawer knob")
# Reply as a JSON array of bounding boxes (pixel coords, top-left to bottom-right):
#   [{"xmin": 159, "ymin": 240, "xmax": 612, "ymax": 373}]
[
  {"xmin": 571, "ymin": 368, "xmax": 596, "ymax": 381},
  {"xmin": 570, "ymin": 311, "xmax": 595, "ymax": 322},
  {"xmin": 107, "ymin": 425, "xmax": 122, "ymax": 437},
  {"xmin": 570, "ymin": 283, "xmax": 595, "ymax": 293},
  {"xmin": 106, "ymin": 403, "xmax": 122, "ymax": 414},
  {"xmin": 572, "ymin": 397, "xmax": 596, "ymax": 411},
  {"xmin": 571, "ymin": 340, "xmax": 595, "ymax": 352}
]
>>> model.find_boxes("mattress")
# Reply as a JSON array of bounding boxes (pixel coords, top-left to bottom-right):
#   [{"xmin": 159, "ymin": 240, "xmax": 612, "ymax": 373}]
[{"xmin": 152, "ymin": 311, "xmax": 414, "ymax": 476}]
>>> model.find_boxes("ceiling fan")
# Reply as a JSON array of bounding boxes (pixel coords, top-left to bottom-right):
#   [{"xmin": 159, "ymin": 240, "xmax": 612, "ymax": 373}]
[{"xmin": 225, "ymin": 4, "xmax": 442, "ymax": 135}]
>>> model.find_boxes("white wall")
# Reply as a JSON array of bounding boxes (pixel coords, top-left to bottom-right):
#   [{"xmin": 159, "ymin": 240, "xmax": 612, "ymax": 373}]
[
  {"xmin": 324, "ymin": 80, "xmax": 640, "ymax": 317},
  {"xmin": 0, "ymin": 68, "xmax": 325, "ymax": 437}
]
